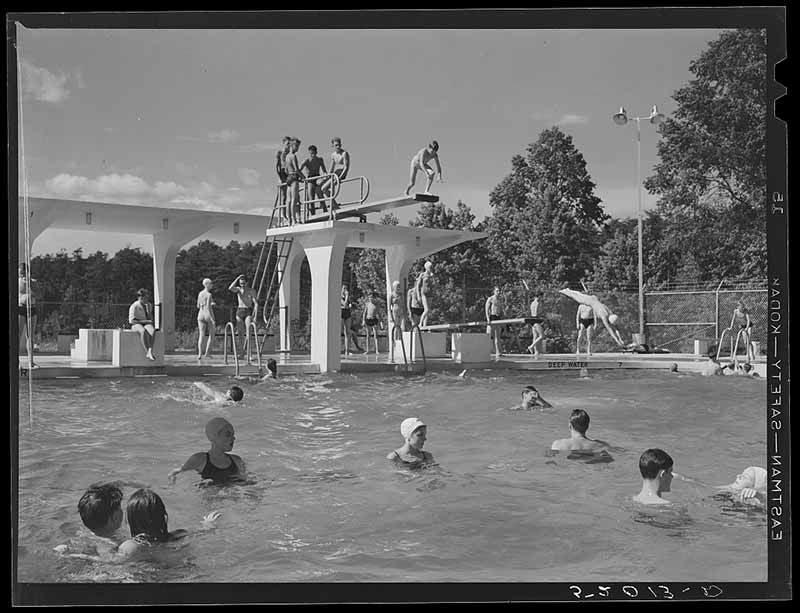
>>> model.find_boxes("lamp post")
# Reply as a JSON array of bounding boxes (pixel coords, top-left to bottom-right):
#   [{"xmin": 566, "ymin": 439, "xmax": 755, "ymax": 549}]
[{"xmin": 612, "ymin": 105, "xmax": 664, "ymax": 343}]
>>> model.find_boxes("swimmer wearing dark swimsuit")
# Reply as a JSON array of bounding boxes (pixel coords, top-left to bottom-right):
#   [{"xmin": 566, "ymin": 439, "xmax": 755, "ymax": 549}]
[
  {"xmin": 389, "ymin": 450, "xmax": 432, "ymax": 467},
  {"xmin": 286, "ymin": 171, "xmax": 304, "ymax": 186},
  {"xmin": 236, "ymin": 307, "xmax": 252, "ymax": 321},
  {"xmin": 489, "ymin": 314, "xmax": 500, "ymax": 322},
  {"xmin": 341, "ymin": 308, "xmax": 352, "ymax": 320},
  {"xmin": 579, "ymin": 318, "xmax": 594, "ymax": 328},
  {"xmin": 365, "ymin": 317, "xmax": 378, "ymax": 327},
  {"xmin": 200, "ymin": 452, "xmax": 239, "ymax": 482},
  {"xmin": 18, "ymin": 305, "xmax": 37, "ymax": 318}
]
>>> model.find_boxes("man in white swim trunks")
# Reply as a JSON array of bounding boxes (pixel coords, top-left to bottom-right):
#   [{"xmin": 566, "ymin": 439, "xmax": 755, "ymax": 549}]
[
  {"xmin": 405, "ymin": 141, "xmax": 443, "ymax": 196},
  {"xmin": 559, "ymin": 288, "xmax": 626, "ymax": 348}
]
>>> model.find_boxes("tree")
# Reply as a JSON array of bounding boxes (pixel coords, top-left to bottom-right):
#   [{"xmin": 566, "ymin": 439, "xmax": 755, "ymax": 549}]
[
  {"xmin": 486, "ymin": 128, "xmax": 606, "ymax": 291},
  {"xmin": 644, "ymin": 29, "xmax": 767, "ymax": 283}
]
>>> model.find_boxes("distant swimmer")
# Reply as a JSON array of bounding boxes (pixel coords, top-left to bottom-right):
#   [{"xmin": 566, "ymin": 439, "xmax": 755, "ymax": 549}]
[
  {"xmin": 633, "ymin": 448, "xmax": 674, "ymax": 505},
  {"xmin": 716, "ymin": 466, "xmax": 767, "ymax": 505},
  {"xmin": 405, "ymin": 141, "xmax": 443, "ymax": 196},
  {"xmin": 169, "ymin": 417, "xmax": 246, "ymax": 484},
  {"xmin": 559, "ymin": 288, "xmax": 626, "ymax": 348},
  {"xmin": 261, "ymin": 358, "xmax": 278, "ymax": 379},
  {"xmin": 387, "ymin": 417, "xmax": 435, "ymax": 467},
  {"xmin": 193, "ymin": 382, "xmax": 244, "ymax": 404},
  {"xmin": 520, "ymin": 385, "xmax": 552, "ymax": 410},
  {"xmin": 551, "ymin": 409, "xmax": 609, "ymax": 452}
]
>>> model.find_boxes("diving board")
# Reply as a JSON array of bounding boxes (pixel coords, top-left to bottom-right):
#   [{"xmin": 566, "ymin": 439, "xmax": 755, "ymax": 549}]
[
  {"xmin": 305, "ymin": 193, "xmax": 439, "ymax": 223},
  {"xmin": 420, "ymin": 317, "xmax": 542, "ymax": 332}
]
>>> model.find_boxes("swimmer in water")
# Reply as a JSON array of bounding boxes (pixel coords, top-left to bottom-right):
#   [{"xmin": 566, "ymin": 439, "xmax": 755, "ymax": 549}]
[
  {"xmin": 716, "ymin": 466, "xmax": 767, "ymax": 505},
  {"xmin": 550, "ymin": 409, "xmax": 610, "ymax": 452},
  {"xmin": 633, "ymin": 448, "xmax": 674, "ymax": 505},
  {"xmin": 260, "ymin": 358, "xmax": 278, "ymax": 379},
  {"xmin": 169, "ymin": 417, "xmax": 246, "ymax": 484},
  {"xmin": 387, "ymin": 417, "xmax": 434, "ymax": 467},
  {"xmin": 520, "ymin": 385, "xmax": 552, "ymax": 410},
  {"xmin": 193, "ymin": 382, "xmax": 244, "ymax": 404}
]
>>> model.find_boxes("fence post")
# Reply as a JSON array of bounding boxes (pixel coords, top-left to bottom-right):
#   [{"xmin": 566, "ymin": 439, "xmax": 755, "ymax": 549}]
[{"xmin": 714, "ymin": 279, "xmax": 724, "ymax": 342}]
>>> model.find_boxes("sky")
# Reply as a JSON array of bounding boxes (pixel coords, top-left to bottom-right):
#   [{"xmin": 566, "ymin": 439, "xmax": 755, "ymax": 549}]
[{"xmin": 14, "ymin": 25, "xmax": 727, "ymax": 256}]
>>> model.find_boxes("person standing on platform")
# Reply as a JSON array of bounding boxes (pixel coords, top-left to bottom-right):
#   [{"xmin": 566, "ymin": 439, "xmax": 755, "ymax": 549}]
[
  {"xmin": 485, "ymin": 286, "xmax": 504, "ymax": 358},
  {"xmin": 196, "ymin": 278, "xmax": 216, "ymax": 360},
  {"xmin": 300, "ymin": 144, "xmax": 328, "ymax": 215},
  {"xmin": 228, "ymin": 274, "xmax": 258, "ymax": 360},
  {"xmin": 415, "ymin": 261, "xmax": 435, "ymax": 328},
  {"xmin": 341, "ymin": 285, "xmax": 354, "ymax": 356},
  {"xmin": 18, "ymin": 262, "xmax": 38, "ymax": 369},
  {"xmin": 527, "ymin": 292, "xmax": 545, "ymax": 357},
  {"xmin": 322, "ymin": 137, "xmax": 350, "ymax": 211},
  {"xmin": 275, "ymin": 136, "xmax": 291, "ymax": 219},
  {"xmin": 362, "ymin": 292, "xmax": 383, "ymax": 355},
  {"xmin": 285, "ymin": 137, "xmax": 303, "ymax": 224},
  {"xmin": 405, "ymin": 141, "xmax": 443, "ymax": 196}
]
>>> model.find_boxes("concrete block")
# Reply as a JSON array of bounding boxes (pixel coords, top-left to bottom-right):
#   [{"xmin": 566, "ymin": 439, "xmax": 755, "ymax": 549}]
[
  {"xmin": 694, "ymin": 339, "xmax": 709, "ymax": 356},
  {"xmin": 391, "ymin": 331, "xmax": 448, "ymax": 361},
  {"xmin": 57, "ymin": 333, "xmax": 79, "ymax": 355},
  {"xmin": 452, "ymin": 332, "xmax": 492, "ymax": 362},
  {"xmin": 71, "ymin": 329, "xmax": 115, "ymax": 361},
  {"xmin": 112, "ymin": 329, "xmax": 165, "ymax": 366}
]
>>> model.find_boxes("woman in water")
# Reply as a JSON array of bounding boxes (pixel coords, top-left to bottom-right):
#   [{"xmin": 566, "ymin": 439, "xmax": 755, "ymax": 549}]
[
  {"xmin": 387, "ymin": 417, "xmax": 435, "ymax": 467},
  {"xmin": 196, "ymin": 278, "xmax": 216, "ymax": 360},
  {"xmin": 18, "ymin": 263, "xmax": 37, "ymax": 369}
]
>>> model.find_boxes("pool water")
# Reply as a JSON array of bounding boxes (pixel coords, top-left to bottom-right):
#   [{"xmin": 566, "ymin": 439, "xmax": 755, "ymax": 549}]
[{"xmin": 17, "ymin": 369, "xmax": 767, "ymax": 583}]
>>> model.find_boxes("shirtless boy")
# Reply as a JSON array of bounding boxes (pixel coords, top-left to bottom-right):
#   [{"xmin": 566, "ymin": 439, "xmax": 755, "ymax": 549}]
[
  {"xmin": 551, "ymin": 409, "xmax": 609, "ymax": 452},
  {"xmin": 559, "ymin": 288, "xmax": 626, "ymax": 348},
  {"xmin": 633, "ymin": 448, "xmax": 674, "ymax": 505},
  {"xmin": 322, "ymin": 137, "xmax": 350, "ymax": 209},
  {"xmin": 300, "ymin": 145, "xmax": 328, "ymax": 214},
  {"xmin": 485, "ymin": 286, "xmax": 503, "ymax": 357},
  {"xmin": 575, "ymin": 303, "xmax": 596, "ymax": 356},
  {"xmin": 284, "ymin": 137, "xmax": 303, "ymax": 224},
  {"xmin": 362, "ymin": 292, "xmax": 382, "ymax": 355},
  {"xmin": 405, "ymin": 141, "xmax": 443, "ymax": 196}
]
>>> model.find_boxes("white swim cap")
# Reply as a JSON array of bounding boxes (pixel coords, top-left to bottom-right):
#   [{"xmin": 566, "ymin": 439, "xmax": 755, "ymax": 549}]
[
  {"xmin": 400, "ymin": 417, "xmax": 426, "ymax": 440},
  {"xmin": 202, "ymin": 277, "xmax": 212, "ymax": 287},
  {"xmin": 608, "ymin": 314, "xmax": 619, "ymax": 324}
]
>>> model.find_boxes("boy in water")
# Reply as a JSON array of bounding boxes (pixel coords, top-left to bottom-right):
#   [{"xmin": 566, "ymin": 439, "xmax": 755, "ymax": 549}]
[
  {"xmin": 169, "ymin": 417, "xmax": 246, "ymax": 484},
  {"xmin": 551, "ymin": 409, "xmax": 609, "ymax": 452},
  {"xmin": 405, "ymin": 141, "xmax": 443, "ymax": 196},
  {"xmin": 300, "ymin": 144, "xmax": 328, "ymax": 214},
  {"xmin": 362, "ymin": 292, "xmax": 382, "ymax": 355},
  {"xmin": 633, "ymin": 448, "xmax": 674, "ymax": 505},
  {"xmin": 194, "ymin": 382, "xmax": 244, "ymax": 404},
  {"xmin": 55, "ymin": 482, "xmax": 126, "ymax": 558},
  {"xmin": 519, "ymin": 385, "xmax": 552, "ymax": 410},
  {"xmin": 387, "ymin": 417, "xmax": 434, "ymax": 467}
]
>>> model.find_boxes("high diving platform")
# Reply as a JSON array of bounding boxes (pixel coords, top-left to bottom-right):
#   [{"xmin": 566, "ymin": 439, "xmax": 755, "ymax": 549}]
[{"xmin": 305, "ymin": 193, "xmax": 439, "ymax": 223}]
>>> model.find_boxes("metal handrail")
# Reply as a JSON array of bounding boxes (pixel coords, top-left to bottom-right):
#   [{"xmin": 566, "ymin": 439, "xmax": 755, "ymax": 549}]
[
  {"xmin": 408, "ymin": 322, "xmax": 427, "ymax": 375},
  {"xmin": 222, "ymin": 321, "xmax": 240, "ymax": 376},
  {"xmin": 328, "ymin": 176, "xmax": 370, "ymax": 220},
  {"xmin": 244, "ymin": 320, "xmax": 263, "ymax": 372}
]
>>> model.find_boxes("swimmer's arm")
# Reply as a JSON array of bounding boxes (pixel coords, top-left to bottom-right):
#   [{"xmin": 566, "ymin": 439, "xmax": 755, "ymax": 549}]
[
  {"xmin": 387, "ymin": 450, "xmax": 400, "ymax": 460},
  {"xmin": 551, "ymin": 439, "xmax": 568, "ymax": 451},
  {"xmin": 538, "ymin": 398, "xmax": 553, "ymax": 408},
  {"xmin": 168, "ymin": 452, "xmax": 207, "ymax": 483},
  {"xmin": 193, "ymin": 381, "xmax": 226, "ymax": 402}
]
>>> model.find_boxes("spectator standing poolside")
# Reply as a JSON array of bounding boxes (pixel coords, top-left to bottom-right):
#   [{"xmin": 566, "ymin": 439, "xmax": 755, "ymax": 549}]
[
  {"xmin": 415, "ymin": 261, "xmax": 435, "ymax": 327},
  {"xmin": 575, "ymin": 303, "xmax": 596, "ymax": 357},
  {"xmin": 405, "ymin": 141, "xmax": 443, "ymax": 196},
  {"xmin": 129, "ymin": 288, "xmax": 156, "ymax": 360},
  {"xmin": 300, "ymin": 145, "xmax": 328, "ymax": 214},
  {"xmin": 633, "ymin": 448, "xmax": 674, "ymax": 505},
  {"xmin": 341, "ymin": 285, "xmax": 354, "ymax": 355},
  {"xmin": 196, "ymin": 278, "xmax": 216, "ymax": 360},
  {"xmin": 18, "ymin": 262, "xmax": 38, "ymax": 368},
  {"xmin": 389, "ymin": 281, "xmax": 406, "ymax": 360},
  {"xmin": 362, "ymin": 292, "xmax": 382, "ymax": 355},
  {"xmin": 527, "ymin": 293, "xmax": 545, "ymax": 356},
  {"xmin": 730, "ymin": 300, "xmax": 755, "ymax": 363},
  {"xmin": 228, "ymin": 274, "xmax": 258, "ymax": 360}
]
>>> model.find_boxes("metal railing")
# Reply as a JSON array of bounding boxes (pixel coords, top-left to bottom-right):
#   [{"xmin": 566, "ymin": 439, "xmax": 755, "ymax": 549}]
[
  {"xmin": 272, "ymin": 173, "xmax": 371, "ymax": 226},
  {"xmin": 222, "ymin": 322, "xmax": 240, "ymax": 375}
]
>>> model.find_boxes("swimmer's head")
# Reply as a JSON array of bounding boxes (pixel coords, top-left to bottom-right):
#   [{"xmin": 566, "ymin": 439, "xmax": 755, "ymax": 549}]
[
  {"xmin": 308, "ymin": 145, "xmax": 318, "ymax": 155},
  {"xmin": 332, "ymin": 137, "xmax": 342, "ymax": 148},
  {"xmin": 126, "ymin": 488, "xmax": 169, "ymax": 542},
  {"xmin": 424, "ymin": 261, "xmax": 433, "ymax": 272},
  {"xmin": 429, "ymin": 140, "xmax": 439, "ymax": 151},
  {"xmin": 639, "ymin": 448, "xmax": 674, "ymax": 481},
  {"xmin": 669, "ymin": 363, "xmax": 679, "ymax": 372},
  {"xmin": 493, "ymin": 286, "xmax": 500, "ymax": 296},
  {"xmin": 608, "ymin": 314, "xmax": 619, "ymax": 325},
  {"xmin": 730, "ymin": 466, "xmax": 767, "ymax": 492},
  {"xmin": 742, "ymin": 363, "xmax": 753, "ymax": 373},
  {"xmin": 78, "ymin": 482, "xmax": 124, "ymax": 537},
  {"xmin": 205, "ymin": 417, "xmax": 234, "ymax": 441},
  {"xmin": 224, "ymin": 386, "xmax": 244, "ymax": 402},
  {"xmin": 400, "ymin": 417, "xmax": 427, "ymax": 447},
  {"xmin": 202, "ymin": 277, "xmax": 212, "ymax": 289},
  {"xmin": 569, "ymin": 409, "xmax": 590, "ymax": 435},
  {"xmin": 267, "ymin": 359, "xmax": 277, "ymax": 377}
]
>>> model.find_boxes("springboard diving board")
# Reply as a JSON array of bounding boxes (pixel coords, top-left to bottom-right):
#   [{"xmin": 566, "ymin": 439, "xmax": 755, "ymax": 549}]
[
  {"xmin": 419, "ymin": 317, "xmax": 543, "ymax": 332},
  {"xmin": 304, "ymin": 193, "xmax": 439, "ymax": 223}
]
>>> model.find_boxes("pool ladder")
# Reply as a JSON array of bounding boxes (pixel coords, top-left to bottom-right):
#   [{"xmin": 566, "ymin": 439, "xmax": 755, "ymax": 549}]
[
  {"xmin": 715, "ymin": 326, "xmax": 751, "ymax": 363},
  {"xmin": 223, "ymin": 322, "xmax": 264, "ymax": 378},
  {"xmin": 391, "ymin": 322, "xmax": 426, "ymax": 376}
]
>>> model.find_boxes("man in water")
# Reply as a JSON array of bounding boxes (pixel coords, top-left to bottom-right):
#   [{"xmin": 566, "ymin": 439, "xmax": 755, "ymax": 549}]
[
  {"xmin": 633, "ymin": 448, "xmax": 674, "ymax": 505},
  {"xmin": 405, "ymin": 141, "xmax": 443, "ymax": 196},
  {"xmin": 520, "ymin": 385, "xmax": 552, "ymax": 410},
  {"xmin": 551, "ymin": 409, "xmax": 609, "ymax": 452},
  {"xmin": 559, "ymin": 288, "xmax": 626, "ymax": 348}
]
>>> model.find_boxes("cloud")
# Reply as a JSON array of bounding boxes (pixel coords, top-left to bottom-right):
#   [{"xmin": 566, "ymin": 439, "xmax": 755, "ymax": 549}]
[
  {"xmin": 38, "ymin": 171, "xmax": 267, "ymax": 213},
  {"xmin": 235, "ymin": 142, "xmax": 280, "ymax": 153},
  {"xmin": 21, "ymin": 60, "xmax": 71, "ymax": 103},
  {"xmin": 179, "ymin": 130, "xmax": 240, "ymax": 144},
  {"xmin": 556, "ymin": 114, "xmax": 589, "ymax": 126},
  {"xmin": 238, "ymin": 168, "xmax": 261, "ymax": 187}
]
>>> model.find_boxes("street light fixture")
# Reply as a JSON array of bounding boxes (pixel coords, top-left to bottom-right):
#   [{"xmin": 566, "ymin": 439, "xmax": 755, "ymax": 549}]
[{"xmin": 613, "ymin": 104, "xmax": 664, "ymax": 343}]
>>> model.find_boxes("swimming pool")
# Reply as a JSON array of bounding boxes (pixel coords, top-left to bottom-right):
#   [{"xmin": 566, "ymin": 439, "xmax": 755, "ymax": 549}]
[{"xmin": 17, "ymin": 369, "xmax": 767, "ymax": 583}]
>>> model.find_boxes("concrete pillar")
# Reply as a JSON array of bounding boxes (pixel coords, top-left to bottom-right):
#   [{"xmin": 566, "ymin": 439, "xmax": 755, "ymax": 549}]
[
  {"xmin": 277, "ymin": 245, "xmax": 305, "ymax": 352},
  {"xmin": 18, "ymin": 201, "xmax": 60, "ymax": 260},
  {"xmin": 297, "ymin": 231, "xmax": 347, "ymax": 373},
  {"xmin": 152, "ymin": 236, "xmax": 179, "ymax": 351}
]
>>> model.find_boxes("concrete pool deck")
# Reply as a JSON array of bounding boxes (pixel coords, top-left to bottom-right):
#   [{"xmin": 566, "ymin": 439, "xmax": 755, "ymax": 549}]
[{"xmin": 17, "ymin": 350, "xmax": 767, "ymax": 379}]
